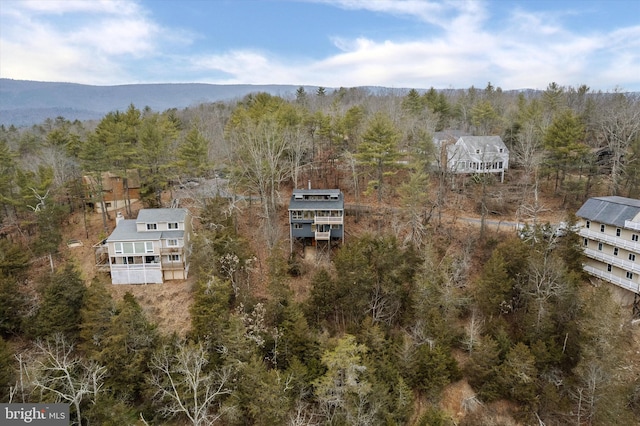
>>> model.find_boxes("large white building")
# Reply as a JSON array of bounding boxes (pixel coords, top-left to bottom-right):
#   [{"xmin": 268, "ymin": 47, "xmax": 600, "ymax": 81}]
[
  {"xmin": 576, "ymin": 196, "xmax": 640, "ymax": 297},
  {"xmin": 95, "ymin": 208, "xmax": 192, "ymax": 284},
  {"xmin": 434, "ymin": 135, "xmax": 509, "ymax": 182}
]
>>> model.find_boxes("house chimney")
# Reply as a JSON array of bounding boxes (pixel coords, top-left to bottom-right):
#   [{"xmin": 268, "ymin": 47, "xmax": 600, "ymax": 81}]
[
  {"xmin": 308, "ymin": 180, "xmax": 311, "ymax": 190},
  {"xmin": 115, "ymin": 211, "xmax": 124, "ymax": 226}
]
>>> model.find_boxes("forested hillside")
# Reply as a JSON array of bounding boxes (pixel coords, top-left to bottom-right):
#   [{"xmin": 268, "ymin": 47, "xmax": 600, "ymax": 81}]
[
  {"xmin": 0, "ymin": 78, "xmax": 315, "ymax": 126},
  {"xmin": 1, "ymin": 83, "xmax": 640, "ymax": 425}
]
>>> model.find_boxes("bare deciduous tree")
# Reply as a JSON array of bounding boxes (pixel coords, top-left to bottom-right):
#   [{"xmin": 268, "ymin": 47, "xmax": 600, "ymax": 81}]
[
  {"xmin": 149, "ymin": 341, "xmax": 232, "ymax": 426},
  {"xmin": 32, "ymin": 334, "xmax": 106, "ymax": 426},
  {"xmin": 597, "ymin": 92, "xmax": 640, "ymax": 195},
  {"xmin": 229, "ymin": 117, "xmax": 291, "ymax": 249}
]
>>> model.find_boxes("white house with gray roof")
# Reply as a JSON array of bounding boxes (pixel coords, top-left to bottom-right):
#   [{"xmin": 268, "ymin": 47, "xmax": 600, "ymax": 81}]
[
  {"xmin": 441, "ymin": 135, "xmax": 509, "ymax": 182},
  {"xmin": 576, "ymin": 196, "xmax": 640, "ymax": 297},
  {"xmin": 98, "ymin": 208, "xmax": 192, "ymax": 284}
]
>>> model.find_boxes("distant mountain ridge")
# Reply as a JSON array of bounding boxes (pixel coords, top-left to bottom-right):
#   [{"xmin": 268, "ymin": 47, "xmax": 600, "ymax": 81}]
[{"xmin": 0, "ymin": 79, "xmax": 316, "ymax": 126}]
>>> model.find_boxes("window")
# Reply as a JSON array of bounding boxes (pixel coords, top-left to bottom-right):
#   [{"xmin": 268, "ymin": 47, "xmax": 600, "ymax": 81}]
[
  {"xmin": 598, "ymin": 242, "xmax": 603, "ymax": 251},
  {"xmin": 498, "ymin": 161, "xmax": 503, "ymax": 169},
  {"xmin": 633, "ymin": 234, "xmax": 639, "ymax": 242},
  {"xmin": 476, "ymin": 149, "xmax": 481, "ymax": 154},
  {"xmin": 145, "ymin": 256, "xmax": 157, "ymax": 264},
  {"xmin": 114, "ymin": 242, "xmax": 123, "ymax": 254},
  {"xmin": 291, "ymin": 211, "xmax": 303, "ymax": 220},
  {"xmin": 583, "ymin": 238, "xmax": 588, "ymax": 246},
  {"xmin": 607, "ymin": 264, "xmax": 612, "ymax": 272},
  {"xmin": 614, "ymin": 247, "xmax": 619, "ymax": 256},
  {"xmin": 293, "ymin": 223, "xmax": 303, "ymax": 229},
  {"xmin": 499, "ymin": 148, "xmax": 504, "ymax": 153},
  {"xmin": 600, "ymin": 224, "xmax": 605, "ymax": 232},
  {"xmin": 167, "ymin": 239, "xmax": 178, "ymax": 247},
  {"xmin": 616, "ymin": 228, "xmax": 621, "ymax": 237},
  {"xmin": 168, "ymin": 222, "xmax": 179, "ymax": 229},
  {"xmin": 586, "ymin": 221, "xmax": 590, "ymax": 229},
  {"xmin": 629, "ymin": 253, "xmax": 636, "ymax": 261},
  {"xmin": 169, "ymin": 254, "xmax": 180, "ymax": 262},
  {"xmin": 627, "ymin": 271, "xmax": 634, "ymax": 280},
  {"xmin": 146, "ymin": 223, "xmax": 157, "ymax": 230},
  {"xmin": 145, "ymin": 242, "xmax": 153, "ymax": 253}
]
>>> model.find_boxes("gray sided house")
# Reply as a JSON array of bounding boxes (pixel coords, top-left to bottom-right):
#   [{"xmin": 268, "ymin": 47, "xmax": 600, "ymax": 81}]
[
  {"xmin": 95, "ymin": 208, "xmax": 192, "ymax": 284},
  {"xmin": 576, "ymin": 196, "xmax": 640, "ymax": 302},
  {"xmin": 289, "ymin": 189, "xmax": 344, "ymax": 253},
  {"xmin": 437, "ymin": 135, "xmax": 509, "ymax": 182}
]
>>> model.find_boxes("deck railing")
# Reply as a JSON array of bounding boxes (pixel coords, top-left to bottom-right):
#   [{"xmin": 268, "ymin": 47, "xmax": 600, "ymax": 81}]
[
  {"xmin": 315, "ymin": 231, "xmax": 331, "ymax": 240},
  {"xmin": 583, "ymin": 248, "xmax": 640, "ymax": 273},
  {"xmin": 314, "ymin": 216, "xmax": 343, "ymax": 225},
  {"xmin": 160, "ymin": 247, "xmax": 183, "ymax": 254},
  {"xmin": 583, "ymin": 265, "xmax": 639, "ymax": 293},
  {"xmin": 110, "ymin": 264, "xmax": 161, "ymax": 271},
  {"xmin": 625, "ymin": 220, "xmax": 640, "ymax": 231},
  {"xmin": 580, "ymin": 229, "xmax": 640, "ymax": 253}
]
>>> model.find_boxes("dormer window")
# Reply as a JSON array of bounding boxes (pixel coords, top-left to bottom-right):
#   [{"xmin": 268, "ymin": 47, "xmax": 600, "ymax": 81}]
[
  {"xmin": 475, "ymin": 149, "xmax": 481, "ymax": 154},
  {"xmin": 168, "ymin": 222, "xmax": 178, "ymax": 229},
  {"xmin": 146, "ymin": 223, "xmax": 157, "ymax": 230}
]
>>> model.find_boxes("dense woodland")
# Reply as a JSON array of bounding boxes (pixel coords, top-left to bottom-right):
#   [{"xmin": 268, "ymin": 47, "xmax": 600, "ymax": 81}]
[{"xmin": 1, "ymin": 83, "xmax": 640, "ymax": 425}]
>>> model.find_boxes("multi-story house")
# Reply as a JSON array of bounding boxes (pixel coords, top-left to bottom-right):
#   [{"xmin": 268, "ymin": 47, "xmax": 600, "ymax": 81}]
[
  {"xmin": 437, "ymin": 135, "xmax": 509, "ymax": 182},
  {"xmin": 83, "ymin": 170, "xmax": 141, "ymax": 213},
  {"xmin": 576, "ymin": 196, "xmax": 640, "ymax": 298},
  {"xmin": 95, "ymin": 208, "xmax": 192, "ymax": 284},
  {"xmin": 288, "ymin": 189, "xmax": 344, "ymax": 253}
]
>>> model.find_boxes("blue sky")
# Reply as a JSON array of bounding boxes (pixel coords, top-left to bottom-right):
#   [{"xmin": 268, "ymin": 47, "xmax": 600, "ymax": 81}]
[{"xmin": 1, "ymin": 0, "xmax": 638, "ymax": 91}]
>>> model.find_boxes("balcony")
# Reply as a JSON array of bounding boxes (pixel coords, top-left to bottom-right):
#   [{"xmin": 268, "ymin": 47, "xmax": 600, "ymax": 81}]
[
  {"xmin": 315, "ymin": 231, "xmax": 331, "ymax": 241},
  {"xmin": 583, "ymin": 248, "xmax": 640, "ymax": 273},
  {"xmin": 583, "ymin": 265, "xmax": 639, "ymax": 293},
  {"xmin": 580, "ymin": 229, "xmax": 640, "ymax": 253},
  {"xmin": 625, "ymin": 220, "xmax": 640, "ymax": 231},
  {"xmin": 160, "ymin": 247, "xmax": 183, "ymax": 254},
  {"xmin": 110, "ymin": 263, "xmax": 161, "ymax": 271},
  {"xmin": 314, "ymin": 216, "xmax": 343, "ymax": 225}
]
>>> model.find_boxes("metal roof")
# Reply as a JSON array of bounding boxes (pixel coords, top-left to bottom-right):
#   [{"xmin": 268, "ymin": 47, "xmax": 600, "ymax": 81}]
[
  {"xmin": 106, "ymin": 220, "xmax": 185, "ymax": 242},
  {"xmin": 576, "ymin": 196, "xmax": 640, "ymax": 227},
  {"xmin": 107, "ymin": 220, "xmax": 160, "ymax": 242},
  {"xmin": 136, "ymin": 208, "xmax": 188, "ymax": 223},
  {"xmin": 457, "ymin": 136, "xmax": 508, "ymax": 153},
  {"xmin": 289, "ymin": 189, "xmax": 344, "ymax": 210}
]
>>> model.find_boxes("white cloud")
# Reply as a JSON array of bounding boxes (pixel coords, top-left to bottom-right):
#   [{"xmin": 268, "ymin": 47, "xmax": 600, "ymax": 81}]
[
  {"xmin": 320, "ymin": 0, "xmax": 449, "ymax": 27},
  {"xmin": 13, "ymin": 0, "xmax": 143, "ymax": 16},
  {"xmin": 0, "ymin": 0, "xmax": 190, "ymax": 84},
  {"xmin": 0, "ymin": 0, "xmax": 637, "ymax": 91}
]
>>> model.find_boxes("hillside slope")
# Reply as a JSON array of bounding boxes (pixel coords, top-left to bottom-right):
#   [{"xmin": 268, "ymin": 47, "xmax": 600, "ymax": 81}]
[{"xmin": 0, "ymin": 79, "xmax": 314, "ymax": 126}]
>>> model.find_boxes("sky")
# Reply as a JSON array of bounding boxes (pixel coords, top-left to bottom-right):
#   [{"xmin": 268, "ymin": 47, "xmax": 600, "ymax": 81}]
[{"xmin": 1, "ymin": 0, "xmax": 639, "ymax": 91}]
